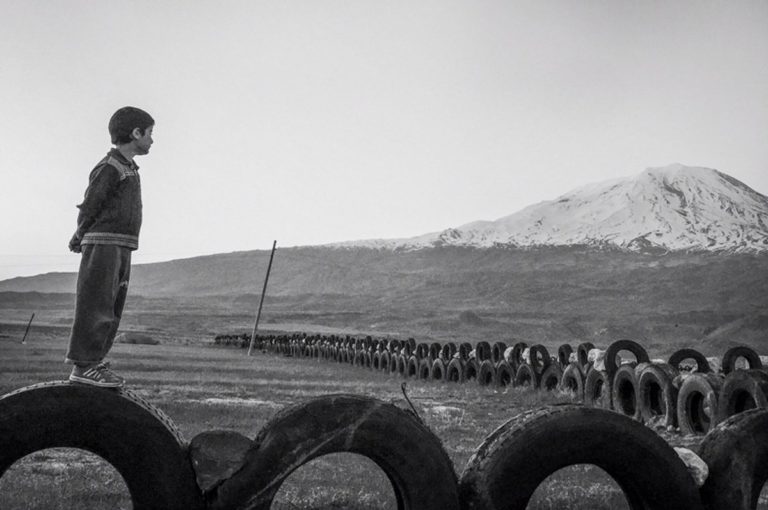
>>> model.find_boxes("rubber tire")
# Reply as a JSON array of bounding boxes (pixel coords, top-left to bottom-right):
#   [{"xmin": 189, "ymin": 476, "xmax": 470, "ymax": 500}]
[
  {"xmin": 540, "ymin": 363, "xmax": 563, "ymax": 392},
  {"xmin": 716, "ymin": 369, "xmax": 768, "ymax": 423},
  {"xmin": 406, "ymin": 356, "xmax": 419, "ymax": 379},
  {"xmin": 0, "ymin": 381, "xmax": 204, "ymax": 510},
  {"xmin": 475, "ymin": 341, "xmax": 492, "ymax": 362},
  {"xmin": 494, "ymin": 361, "xmax": 514, "ymax": 388},
  {"xmin": 430, "ymin": 358, "xmax": 446, "ymax": 381},
  {"xmin": 722, "ymin": 345, "xmax": 763, "ymax": 375},
  {"xmin": 604, "ymin": 339, "xmax": 649, "ymax": 383},
  {"xmin": 459, "ymin": 405, "xmax": 704, "ymax": 510},
  {"xmin": 513, "ymin": 363, "xmax": 539, "ymax": 389},
  {"xmin": 441, "ymin": 342, "xmax": 458, "ymax": 362},
  {"xmin": 637, "ymin": 362, "xmax": 679, "ymax": 428},
  {"xmin": 559, "ymin": 362, "xmax": 585, "ymax": 399},
  {"xmin": 510, "ymin": 342, "xmax": 528, "ymax": 368},
  {"xmin": 557, "ymin": 343, "xmax": 573, "ymax": 369},
  {"xmin": 676, "ymin": 373, "xmax": 724, "ymax": 435},
  {"xmin": 395, "ymin": 354, "xmax": 407, "ymax": 377},
  {"xmin": 491, "ymin": 342, "xmax": 508, "ymax": 364},
  {"xmin": 576, "ymin": 341, "xmax": 595, "ymax": 372},
  {"xmin": 584, "ymin": 369, "xmax": 612, "ymax": 409},
  {"xmin": 528, "ymin": 344, "xmax": 551, "ymax": 375},
  {"xmin": 416, "ymin": 343, "xmax": 430, "ymax": 360},
  {"xmin": 610, "ymin": 362, "xmax": 643, "ymax": 421},
  {"xmin": 447, "ymin": 358, "xmax": 465, "ymax": 383},
  {"xmin": 668, "ymin": 348, "xmax": 711, "ymax": 373},
  {"xmin": 380, "ymin": 351, "xmax": 391, "ymax": 372},
  {"xmin": 418, "ymin": 359, "xmax": 432, "ymax": 381},
  {"xmin": 464, "ymin": 358, "xmax": 479, "ymax": 382},
  {"xmin": 210, "ymin": 394, "xmax": 459, "ymax": 510},
  {"xmin": 477, "ymin": 359, "xmax": 496, "ymax": 387},
  {"xmin": 372, "ymin": 351, "xmax": 381, "ymax": 370},
  {"xmin": 458, "ymin": 342, "xmax": 473, "ymax": 361},
  {"xmin": 429, "ymin": 342, "xmax": 443, "ymax": 361},
  {"xmin": 699, "ymin": 408, "xmax": 768, "ymax": 510}
]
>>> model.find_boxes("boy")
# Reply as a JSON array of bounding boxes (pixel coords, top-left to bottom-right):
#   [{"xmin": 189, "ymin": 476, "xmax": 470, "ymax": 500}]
[{"xmin": 66, "ymin": 106, "xmax": 154, "ymax": 387}]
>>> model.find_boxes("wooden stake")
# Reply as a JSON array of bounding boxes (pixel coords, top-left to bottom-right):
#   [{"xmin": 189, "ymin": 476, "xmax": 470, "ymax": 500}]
[
  {"xmin": 248, "ymin": 241, "xmax": 277, "ymax": 356},
  {"xmin": 21, "ymin": 312, "xmax": 35, "ymax": 344}
]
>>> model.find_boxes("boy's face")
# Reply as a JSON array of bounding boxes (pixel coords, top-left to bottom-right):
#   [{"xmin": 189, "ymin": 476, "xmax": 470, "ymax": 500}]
[{"xmin": 133, "ymin": 125, "xmax": 154, "ymax": 155}]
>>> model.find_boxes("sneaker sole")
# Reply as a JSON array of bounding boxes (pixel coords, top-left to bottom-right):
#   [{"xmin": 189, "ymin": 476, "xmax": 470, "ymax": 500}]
[{"xmin": 69, "ymin": 374, "xmax": 124, "ymax": 388}]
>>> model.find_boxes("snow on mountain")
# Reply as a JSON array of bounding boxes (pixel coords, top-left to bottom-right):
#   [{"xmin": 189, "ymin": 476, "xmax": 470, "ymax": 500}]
[{"xmin": 331, "ymin": 164, "xmax": 768, "ymax": 253}]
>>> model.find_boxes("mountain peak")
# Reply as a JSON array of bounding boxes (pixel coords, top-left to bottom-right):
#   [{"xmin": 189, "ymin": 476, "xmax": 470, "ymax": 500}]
[{"xmin": 333, "ymin": 164, "xmax": 768, "ymax": 253}]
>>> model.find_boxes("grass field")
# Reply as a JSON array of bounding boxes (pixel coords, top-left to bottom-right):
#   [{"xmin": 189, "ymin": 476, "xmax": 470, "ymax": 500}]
[{"xmin": 0, "ymin": 325, "xmax": 724, "ymax": 510}]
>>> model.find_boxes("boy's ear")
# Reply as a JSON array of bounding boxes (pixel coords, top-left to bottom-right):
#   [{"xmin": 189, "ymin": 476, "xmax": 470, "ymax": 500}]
[{"xmin": 131, "ymin": 127, "xmax": 143, "ymax": 140}]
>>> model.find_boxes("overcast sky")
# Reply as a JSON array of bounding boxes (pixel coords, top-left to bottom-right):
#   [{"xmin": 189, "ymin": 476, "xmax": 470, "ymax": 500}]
[{"xmin": 1, "ymin": 0, "xmax": 767, "ymax": 281}]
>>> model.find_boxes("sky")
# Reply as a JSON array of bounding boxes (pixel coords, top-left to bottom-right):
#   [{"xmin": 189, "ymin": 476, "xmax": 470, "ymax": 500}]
[{"xmin": 1, "ymin": 0, "xmax": 767, "ymax": 281}]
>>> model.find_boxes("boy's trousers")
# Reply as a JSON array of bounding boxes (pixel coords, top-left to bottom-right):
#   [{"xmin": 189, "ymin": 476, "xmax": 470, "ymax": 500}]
[{"xmin": 66, "ymin": 244, "xmax": 131, "ymax": 365}]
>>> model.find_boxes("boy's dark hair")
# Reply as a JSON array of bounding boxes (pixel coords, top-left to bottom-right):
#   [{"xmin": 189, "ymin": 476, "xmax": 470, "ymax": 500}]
[{"xmin": 108, "ymin": 107, "xmax": 155, "ymax": 145}]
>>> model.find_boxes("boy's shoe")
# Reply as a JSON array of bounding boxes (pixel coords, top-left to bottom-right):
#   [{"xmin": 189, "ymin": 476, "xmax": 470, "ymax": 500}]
[
  {"xmin": 96, "ymin": 361, "xmax": 126, "ymax": 385},
  {"xmin": 69, "ymin": 363, "xmax": 124, "ymax": 388}
]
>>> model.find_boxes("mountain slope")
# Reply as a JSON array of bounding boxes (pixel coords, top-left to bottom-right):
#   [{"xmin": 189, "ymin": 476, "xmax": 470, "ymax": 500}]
[{"xmin": 333, "ymin": 164, "xmax": 768, "ymax": 253}]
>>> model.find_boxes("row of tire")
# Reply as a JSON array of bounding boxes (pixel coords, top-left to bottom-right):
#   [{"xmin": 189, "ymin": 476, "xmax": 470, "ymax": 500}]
[
  {"xmin": 219, "ymin": 332, "xmax": 767, "ymax": 436},
  {"xmin": 3, "ymin": 381, "xmax": 764, "ymax": 510}
]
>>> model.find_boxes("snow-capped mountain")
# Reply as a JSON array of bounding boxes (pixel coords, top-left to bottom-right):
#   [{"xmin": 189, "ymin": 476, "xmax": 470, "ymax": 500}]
[{"xmin": 333, "ymin": 164, "xmax": 768, "ymax": 253}]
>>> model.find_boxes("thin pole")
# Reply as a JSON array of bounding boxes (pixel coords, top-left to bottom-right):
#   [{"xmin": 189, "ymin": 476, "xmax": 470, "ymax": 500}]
[
  {"xmin": 21, "ymin": 312, "xmax": 35, "ymax": 344},
  {"xmin": 248, "ymin": 240, "xmax": 277, "ymax": 356}
]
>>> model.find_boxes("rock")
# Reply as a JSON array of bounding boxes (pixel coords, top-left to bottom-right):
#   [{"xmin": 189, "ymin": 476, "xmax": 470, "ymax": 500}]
[
  {"xmin": 674, "ymin": 447, "xmax": 708, "ymax": 487},
  {"xmin": 115, "ymin": 332, "xmax": 159, "ymax": 345},
  {"xmin": 189, "ymin": 430, "xmax": 254, "ymax": 494},
  {"xmin": 588, "ymin": 349, "xmax": 606, "ymax": 371}
]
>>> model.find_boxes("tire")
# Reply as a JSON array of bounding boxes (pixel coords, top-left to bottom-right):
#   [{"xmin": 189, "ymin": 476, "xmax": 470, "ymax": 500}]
[
  {"xmin": 0, "ymin": 382, "xmax": 204, "ymax": 510},
  {"xmin": 459, "ymin": 405, "xmax": 704, "ymax": 510},
  {"xmin": 429, "ymin": 342, "xmax": 442, "ymax": 361},
  {"xmin": 716, "ymin": 369, "xmax": 768, "ymax": 424},
  {"xmin": 372, "ymin": 351, "xmax": 381, "ymax": 370},
  {"xmin": 418, "ymin": 359, "xmax": 432, "ymax": 381},
  {"xmin": 513, "ymin": 363, "xmax": 539, "ymax": 389},
  {"xmin": 477, "ymin": 360, "xmax": 496, "ymax": 387},
  {"xmin": 576, "ymin": 341, "xmax": 595, "ymax": 372},
  {"xmin": 441, "ymin": 342, "xmax": 458, "ymax": 362},
  {"xmin": 676, "ymin": 373, "xmax": 724, "ymax": 435},
  {"xmin": 539, "ymin": 363, "xmax": 563, "ymax": 391},
  {"xmin": 492, "ymin": 342, "xmax": 508, "ymax": 364},
  {"xmin": 604, "ymin": 339, "xmax": 649, "ymax": 383},
  {"xmin": 527, "ymin": 344, "xmax": 551, "ymax": 375},
  {"xmin": 637, "ymin": 362, "xmax": 679, "ymax": 428},
  {"xmin": 458, "ymin": 342, "xmax": 473, "ymax": 361},
  {"xmin": 396, "ymin": 354, "xmax": 407, "ymax": 377},
  {"xmin": 210, "ymin": 394, "xmax": 460, "ymax": 510},
  {"xmin": 494, "ymin": 361, "xmax": 514, "ymax": 388},
  {"xmin": 475, "ymin": 341, "xmax": 492, "ymax": 362},
  {"xmin": 430, "ymin": 359, "xmax": 446, "ymax": 381},
  {"xmin": 699, "ymin": 409, "xmax": 768, "ymax": 510},
  {"xmin": 557, "ymin": 343, "xmax": 573, "ymax": 369},
  {"xmin": 610, "ymin": 362, "xmax": 643, "ymax": 421},
  {"xmin": 380, "ymin": 351, "xmax": 391, "ymax": 372},
  {"xmin": 446, "ymin": 358, "xmax": 465, "ymax": 383},
  {"xmin": 510, "ymin": 342, "xmax": 528, "ymax": 368},
  {"xmin": 464, "ymin": 359, "xmax": 479, "ymax": 382},
  {"xmin": 722, "ymin": 345, "xmax": 763, "ymax": 375},
  {"xmin": 406, "ymin": 356, "xmax": 419, "ymax": 379},
  {"xmin": 668, "ymin": 348, "xmax": 711, "ymax": 373},
  {"xmin": 416, "ymin": 343, "xmax": 430, "ymax": 361},
  {"xmin": 559, "ymin": 362, "xmax": 584, "ymax": 399},
  {"xmin": 354, "ymin": 350, "xmax": 365, "ymax": 367},
  {"xmin": 364, "ymin": 351, "xmax": 372, "ymax": 369},
  {"xmin": 584, "ymin": 369, "xmax": 611, "ymax": 409}
]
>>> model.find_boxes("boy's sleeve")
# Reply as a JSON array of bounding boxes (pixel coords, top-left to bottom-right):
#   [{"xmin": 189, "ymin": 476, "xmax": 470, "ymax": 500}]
[{"xmin": 74, "ymin": 165, "xmax": 120, "ymax": 238}]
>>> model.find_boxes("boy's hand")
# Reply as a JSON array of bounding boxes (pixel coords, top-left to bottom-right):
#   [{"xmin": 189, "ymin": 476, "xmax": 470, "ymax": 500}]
[{"xmin": 69, "ymin": 233, "xmax": 82, "ymax": 253}]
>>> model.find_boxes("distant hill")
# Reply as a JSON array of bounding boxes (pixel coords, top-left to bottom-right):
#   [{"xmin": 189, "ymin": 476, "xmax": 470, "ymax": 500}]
[{"xmin": 331, "ymin": 164, "xmax": 768, "ymax": 253}]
